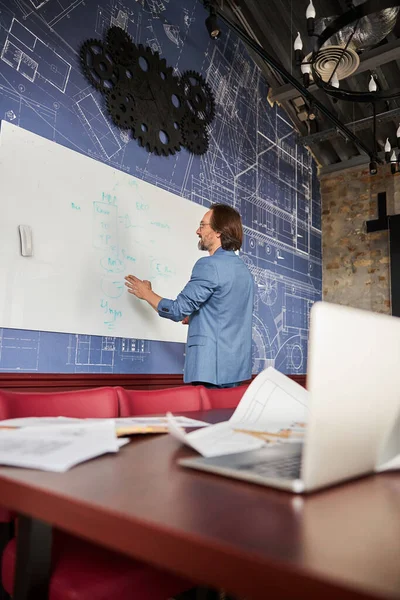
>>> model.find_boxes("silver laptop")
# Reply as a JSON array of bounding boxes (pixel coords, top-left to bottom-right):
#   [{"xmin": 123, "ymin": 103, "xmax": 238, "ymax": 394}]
[{"xmin": 179, "ymin": 301, "xmax": 400, "ymax": 493}]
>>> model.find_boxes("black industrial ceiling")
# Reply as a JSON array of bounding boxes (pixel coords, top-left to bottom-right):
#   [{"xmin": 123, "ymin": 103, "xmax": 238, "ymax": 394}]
[{"xmin": 217, "ymin": 0, "xmax": 400, "ymax": 174}]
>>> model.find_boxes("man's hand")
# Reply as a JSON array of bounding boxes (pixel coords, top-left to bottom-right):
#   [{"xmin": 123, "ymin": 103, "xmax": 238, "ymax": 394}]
[
  {"xmin": 125, "ymin": 275, "xmax": 152, "ymax": 300},
  {"xmin": 181, "ymin": 316, "xmax": 189, "ymax": 325},
  {"xmin": 125, "ymin": 275, "xmax": 161, "ymax": 312}
]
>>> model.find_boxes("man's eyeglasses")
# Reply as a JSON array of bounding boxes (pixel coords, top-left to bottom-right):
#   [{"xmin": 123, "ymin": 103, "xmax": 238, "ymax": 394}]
[{"xmin": 198, "ymin": 222, "xmax": 211, "ymax": 230}]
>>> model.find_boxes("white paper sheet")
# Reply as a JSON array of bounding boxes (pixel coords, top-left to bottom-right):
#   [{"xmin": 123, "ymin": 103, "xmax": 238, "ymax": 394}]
[
  {"xmin": 168, "ymin": 368, "xmax": 309, "ymax": 457},
  {"xmin": 0, "ymin": 421, "xmax": 120, "ymax": 472},
  {"xmin": 230, "ymin": 367, "xmax": 309, "ymax": 432},
  {"xmin": 375, "ymin": 456, "xmax": 400, "ymax": 472},
  {"xmin": 114, "ymin": 416, "xmax": 210, "ymax": 428},
  {"xmin": 0, "ymin": 415, "xmax": 210, "ymax": 429},
  {"xmin": 167, "ymin": 414, "xmax": 265, "ymax": 457},
  {"xmin": 0, "ymin": 416, "xmax": 86, "ymax": 427}
]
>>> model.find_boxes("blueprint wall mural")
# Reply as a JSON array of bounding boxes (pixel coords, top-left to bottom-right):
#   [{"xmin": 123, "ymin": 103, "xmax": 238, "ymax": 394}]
[{"xmin": 0, "ymin": 0, "xmax": 322, "ymax": 375}]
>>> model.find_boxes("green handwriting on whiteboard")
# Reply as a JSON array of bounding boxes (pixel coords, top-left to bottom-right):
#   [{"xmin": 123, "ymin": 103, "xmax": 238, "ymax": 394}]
[
  {"xmin": 102, "ymin": 192, "xmax": 118, "ymax": 205},
  {"xmin": 95, "ymin": 205, "xmax": 110, "ymax": 215},
  {"xmin": 101, "ymin": 278, "xmax": 124, "ymax": 299},
  {"xmin": 151, "ymin": 259, "xmax": 175, "ymax": 277},
  {"xmin": 100, "ymin": 298, "xmax": 123, "ymax": 329},
  {"xmin": 121, "ymin": 249, "xmax": 136, "ymax": 262},
  {"xmin": 119, "ymin": 214, "xmax": 134, "ymax": 228},
  {"xmin": 150, "ymin": 221, "xmax": 170, "ymax": 230},
  {"xmin": 71, "ymin": 202, "xmax": 81, "ymax": 210},
  {"xmin": 100, "ymin": 256, "xmax": 124, "ymax": 273}
]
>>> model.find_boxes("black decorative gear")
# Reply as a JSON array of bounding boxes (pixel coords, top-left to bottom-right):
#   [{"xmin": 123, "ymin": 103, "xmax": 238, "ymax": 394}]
[
  {"xmin": 106, "ymin": 87, "xmax": 138, "ymax": 129},
  {"xmin": 81, "ymin": 32, "xmax": 201, "ymax": 156},
  {"xmin": 106, "ymin": 26, "xmax": 137, "ymax": 66},
  {"xmin": 133, "ymin": 100, "xmax": 182, "ymax": 156},
  {"xmin": 80, "ymin": 39, "xmax": 118, "ymax": 93},
  {"xmin": 180, "ymin": 113, "xmax": 209, "ymax": 155},
  {"xmin": 130, "ymin": 45, "xmax": 186, "ymax": 120},
  {"xmin": 180, "ymin": 70, "xmax": 215, "ymax": 125},
  {"xmin": 127, "ymin": 45, "xmax": 187, "ymax": 155},
  {"xmin": 117, "ymin": 63, "xmax": 141, "ymax": 89}
]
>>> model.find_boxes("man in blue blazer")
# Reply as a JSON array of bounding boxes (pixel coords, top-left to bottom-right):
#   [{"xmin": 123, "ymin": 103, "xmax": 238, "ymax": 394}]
[{"xmin": 125, "ymin": 204, "xmax": 254, "ymax": 387}]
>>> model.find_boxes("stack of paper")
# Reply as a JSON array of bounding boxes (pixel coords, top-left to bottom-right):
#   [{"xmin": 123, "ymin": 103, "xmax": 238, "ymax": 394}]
[
  {"xmin": 0, "ymin": 415, "xmax": 210, "ymax": 436},
  {"xmin": 0, "ymin": 420, "xmax": 122, "ymax": 472},
  {"xmin": 0, "ymin": 414, "xmax": 211, "ymax": 472},
  {"xmin": 168, "ymin": 367, "xmax": 309, "ymax": 457}
]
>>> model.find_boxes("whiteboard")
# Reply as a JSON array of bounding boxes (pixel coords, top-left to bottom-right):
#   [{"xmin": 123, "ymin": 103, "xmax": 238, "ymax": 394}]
[{"xmin": 0, "ymin": 121, "xmax": 206, "ymax": 343}]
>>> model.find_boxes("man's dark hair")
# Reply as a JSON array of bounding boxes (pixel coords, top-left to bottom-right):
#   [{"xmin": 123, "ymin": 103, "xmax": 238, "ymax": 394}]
[{"xmin": 209, "ymin": 203, "xmax": 243, "ymax": 251}]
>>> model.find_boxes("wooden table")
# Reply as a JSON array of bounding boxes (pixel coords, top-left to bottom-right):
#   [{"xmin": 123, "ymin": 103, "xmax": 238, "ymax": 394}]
[{"xmin": 0, "ymin": 408, "xmax": 399, "ymax": 600}]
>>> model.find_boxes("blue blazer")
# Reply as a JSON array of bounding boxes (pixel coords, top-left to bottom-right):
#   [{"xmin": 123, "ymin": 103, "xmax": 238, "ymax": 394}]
[{"xmin": 158, "ymin": 248, "xmax": 254, "ymax": 385}]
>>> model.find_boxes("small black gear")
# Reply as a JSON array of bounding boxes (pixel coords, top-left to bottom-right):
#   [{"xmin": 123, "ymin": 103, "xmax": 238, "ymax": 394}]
[
  {"xmin": 106, "ymin": 87, "xmax": 137, "ymax": 129},
  {"xmin": 180, "ymin": 70, "xmax": 215, "ymax": 125},
  {"xmin": 181, "ymin": 113, "xmax": 209, "ymax": 155},
  {"xmin": 80, "ymin": 39, "xmax": 118, "ymax": 93},
  {"xmin": 106, "ymin": 26, "xmax": 137, "ymax": 66},
  {"xmin": 133, "ymin": 101, "xmax": 182, "ymax": 156}
]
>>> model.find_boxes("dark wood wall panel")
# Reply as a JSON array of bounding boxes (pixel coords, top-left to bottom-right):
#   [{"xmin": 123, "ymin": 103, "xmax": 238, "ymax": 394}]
[
  {"xmin": 389, "ymin": 214, "xmax": 400, "ymax": 317},
  {"xmin": 0, "ymin": 373, "xmax": 306, "ymax": 392}
]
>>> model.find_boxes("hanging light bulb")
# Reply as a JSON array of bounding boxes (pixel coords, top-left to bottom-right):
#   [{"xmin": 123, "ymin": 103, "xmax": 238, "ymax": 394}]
[
  {"xmin": 205, "ymin": 4, "xmax": 221, "ymax": 39},
  {"xmin": 306, "ymin": 1, "xmax": 316, "ymax": 36},
  {"xmin": 390, "ymin": 150, "xmax": 397, "ymax": 174},
  {"xmin": 385, "ymin": 138, "xmax": 392, "ymax": 163},
  {"xmin": 369, "ymin": 160, "xmax": 378, "ymax": 175},
  {"xmin": 301, "ymin": 61, "xmax": 311, "ymax": 88},
  {"xmin": 331, "ymin": 72, "xmax": 339, "ymax": 88},
  {"xmin": 294, "ymin": 32, "xmax": 304, "ymax": 66},
  {"xmin": 397, "ymin": 124, "xmax": 400, "ymax": 148},
  {"xmin": 368, "ymin": 75, "xmax": 377, "ymax": 92},
  {"xmin": 308, "ymin": 101, "xmax": 317, "ymax": 121},
  {"xmin": 294, "ymin": 32, "xmax": 303, "ymax": 50}
]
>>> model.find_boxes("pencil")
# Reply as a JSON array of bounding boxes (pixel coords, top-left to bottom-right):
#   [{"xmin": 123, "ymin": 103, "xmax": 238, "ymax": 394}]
[
  {"xmin": 233, "ymin": 428, "xmax": 304, "ymax": 441},
  {"xmin": 115, "ymin": 425, "xmax": 168, "ymax": 437}
]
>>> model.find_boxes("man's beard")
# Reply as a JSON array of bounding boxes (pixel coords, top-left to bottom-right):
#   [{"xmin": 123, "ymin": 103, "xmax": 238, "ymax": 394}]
[{"xmin": 198, "ymin": 238, "xmax": 207, "ymax": 251}]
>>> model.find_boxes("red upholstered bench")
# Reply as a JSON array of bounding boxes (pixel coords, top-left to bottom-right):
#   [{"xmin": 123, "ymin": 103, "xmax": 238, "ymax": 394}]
[
  {"xmin": 0, "ymin": 387, "xmax": 192, "ymax": 600},
  {"xmin": 200, "ymin": 384, "xmax": 250, "ymax": 409},
  {"xmin": 117, "ymin": 384, "xmax": 206, "ymax": 416}
]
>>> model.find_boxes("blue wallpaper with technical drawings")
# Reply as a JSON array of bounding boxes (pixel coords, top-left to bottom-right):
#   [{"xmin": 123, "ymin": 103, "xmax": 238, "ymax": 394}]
[{"xmin": 0, "ymin": 0, "xmax": 321, "ymax": 375}]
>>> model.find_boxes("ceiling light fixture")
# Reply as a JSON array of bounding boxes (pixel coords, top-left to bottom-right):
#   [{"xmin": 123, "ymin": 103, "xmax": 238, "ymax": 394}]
[
  {"xmin": 210, "ymin": 1, "xmax": 384, "ymax": 161},
  {"xmin": 205, "ymin": 1, "xmax": 221, "ymax": 39},
  {"xmin": 293, "ymin": 0, "xmax": 400, "ymax": 175}
]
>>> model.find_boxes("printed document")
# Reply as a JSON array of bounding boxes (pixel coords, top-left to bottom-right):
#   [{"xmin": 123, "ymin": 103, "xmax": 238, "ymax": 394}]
[
  {"xmin": 0, "ymin": 415, "xmax": 210, "ymax": 430},
  {"xmin": 0, "ymin": 421, "xmax": 120, "ymax": 472},
  {"xmin": 168, "ymin": 367, "xmax": 309, "ymax": 456}
]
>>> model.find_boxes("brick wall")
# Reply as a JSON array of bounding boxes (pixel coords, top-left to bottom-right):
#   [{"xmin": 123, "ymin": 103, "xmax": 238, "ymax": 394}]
[{"xmin": 320, "ymin": 164, "xmax": 400, "ymax": 314}]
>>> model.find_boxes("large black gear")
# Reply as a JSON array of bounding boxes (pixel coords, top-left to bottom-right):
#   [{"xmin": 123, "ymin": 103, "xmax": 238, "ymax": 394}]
[
  {"xmin": 181, "ymin": 113, "xmax": 209, "ymax": 155},
  {"xmin": 106, "ymin": 26, "xmax": 137, "ymax": 66},
  {"xmin": 128, "ymin": 45, "xmax": 186, "ymax": 155},
  {"xmin": 80, "ymin": 39, "xmax": 118, "ymax": 93},
  {"xmin": 81, "ymin": 28, "xmax": 215, "ymax": 156},
  {"xmin": 180, "ymin": 70, "xmax": 216, "ymax": 125},
  {"xmin": 133, "ymin": 101, "xmax": 182, "ymax": 156},
  {"xmin": 106, "ymin": 87, "xmax": 137, "ymax": 129},
  {"xmin": 133, "ymin": 45, "xmax": 186, "ymax": 118}
]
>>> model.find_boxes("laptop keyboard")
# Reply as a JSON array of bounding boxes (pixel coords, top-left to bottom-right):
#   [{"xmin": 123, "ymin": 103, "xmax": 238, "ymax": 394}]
[{"xmin": 237, "ymin": 452, "xmax": 302, "ymax": 480}]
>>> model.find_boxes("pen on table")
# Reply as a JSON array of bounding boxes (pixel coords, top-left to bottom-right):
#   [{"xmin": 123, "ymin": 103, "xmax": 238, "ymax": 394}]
[
  {"xmin": 233, "ymin": 428, "xmax": 305, "ymax": 441},
  {"xmin": 115, "ymin": 425, "xmax": 168, "ymax": 436}
]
